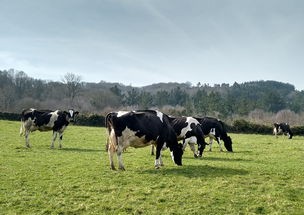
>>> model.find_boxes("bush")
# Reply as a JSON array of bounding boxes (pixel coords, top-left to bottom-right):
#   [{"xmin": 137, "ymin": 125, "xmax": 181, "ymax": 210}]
[
  {"xmin": 75, "ymin": 114, "xmax": 105, "ymax": 127},
  {"xmin": 231, "ymin": 119, "xmax": 273, "ymax": 134},
  {"xmin": 0, "ymin": 112, "xmax": 20, "ymax": 121},
  {"xmin": 291, "ymin": 126, "xmax": 304, "ymax": 136},
  {"xmin": 0, "ymin": 112, "xmax": 105, "ymax": 127}
]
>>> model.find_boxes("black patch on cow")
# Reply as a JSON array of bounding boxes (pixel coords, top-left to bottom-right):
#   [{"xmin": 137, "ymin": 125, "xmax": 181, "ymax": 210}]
[
  {"xmin": 196, "ymin": 117, "xmax": 233, "ymax": 152},
  {"xmin": 53, "ymin": 111, "xmax": 69, "ymax": 131},
  {"xmin": 33, "ymin": 111, "xmax": 52, "ymax": 127}
]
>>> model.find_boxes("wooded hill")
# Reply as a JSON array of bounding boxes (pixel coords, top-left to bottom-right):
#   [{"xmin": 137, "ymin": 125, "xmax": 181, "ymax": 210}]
[{"xmin": 1, "ymin": 69, "xmax": 304, "ymax": 125}]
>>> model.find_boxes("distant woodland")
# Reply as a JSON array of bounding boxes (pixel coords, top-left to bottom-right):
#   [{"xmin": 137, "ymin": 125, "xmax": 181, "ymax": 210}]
[{"xmin": 1, "ymin": 69, "xmax": 304, "ymax": 125}]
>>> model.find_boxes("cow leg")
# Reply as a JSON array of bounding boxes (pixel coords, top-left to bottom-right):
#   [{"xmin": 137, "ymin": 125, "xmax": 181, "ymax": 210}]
[
  {"xmin": 159, "ymin": 154, "xmax": 164, "ymax": 166},
  {"xmin": 58, "ymin": 132, "xmax": 63, "ymax": 149},
  {"xmin": 25, "ymin": 130, "xmax": 30, "ymax": 148},
  {"xmin": 182, "ymin": 139, "xmax": 188, "ymax": 151},
  {"xmin": 151, "ymin": 145, "xmax": 155, "ymax": 155},
  {"xmin": 107, "ymin": 144, "xmax": 116, "ymax": 170},
  {"xmin": 117, "ymin": 145, "xmax": 125, "ymax": 170},
  {"xmin": 186, "ymin": 137, "xmax": 198, "ymax": 157},
  {"xmin": 217, "ymin": 137, "xmax": 223, "ymax": 151},
  {"xmin": 209, "ymin": 138, "xmax": 213, "ymax": 151},
  {"xmin": 188, "ymin": 142, "xmax": 198, "ymax": 158},
  {"xmin": 155, "ymin": 143, "xmax": 163, "ymax": 169},
  {"xmin": 50, "ymin": 132, "xmax": 57, "ymax": 149},
  {"xmin": 20, "ymin": 121, "xmax": 25, "ymax": 136}
]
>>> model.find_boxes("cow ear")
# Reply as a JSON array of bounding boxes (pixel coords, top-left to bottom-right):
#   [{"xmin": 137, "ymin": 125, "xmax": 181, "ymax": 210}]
[{"xmin": 75, "ymin": 111, "xmax": 79, "ymax": 115}]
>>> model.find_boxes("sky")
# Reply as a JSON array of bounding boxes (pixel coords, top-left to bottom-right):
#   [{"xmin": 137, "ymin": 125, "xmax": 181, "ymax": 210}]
[{"xmin": 1, "ymin": 0, "xmax": 304, "ymax": 90}]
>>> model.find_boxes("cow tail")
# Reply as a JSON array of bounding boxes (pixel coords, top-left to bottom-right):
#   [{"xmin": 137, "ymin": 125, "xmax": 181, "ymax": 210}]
[
  {"xmin": 105, "ymin": 113, "xmax": 118, "ymax": 151},
  {"xmin": 19, "ymin": 111, "xmax": 25, "ymax": 136},
  {"xmin": 19, "ymin": 120, "xmax": 25, "ymax": 136}
]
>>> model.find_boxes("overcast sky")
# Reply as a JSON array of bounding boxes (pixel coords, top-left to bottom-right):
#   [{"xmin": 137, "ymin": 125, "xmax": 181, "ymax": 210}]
[{"xmin": 1, "ymin": 0, "xmax": 304, "ymax": 90}]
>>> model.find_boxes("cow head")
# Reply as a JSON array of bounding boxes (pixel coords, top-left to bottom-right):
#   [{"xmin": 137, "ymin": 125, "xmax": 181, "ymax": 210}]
[
  {"xmin": 171, "ymin": 143, "xmax": 183, "ymax": 166},
  {"xmin": 224, "ymin": 136, "xmax": 233, "ymax": 152},
  {"xmin": 66, "ymin": 109, "xmax": 79, "ymax": 122}
]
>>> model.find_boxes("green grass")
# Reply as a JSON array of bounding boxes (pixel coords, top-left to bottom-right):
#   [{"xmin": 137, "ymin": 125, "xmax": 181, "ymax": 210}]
[{"xmin": 0, "ymin": 120, "xmax": 303, "ymax": 215}]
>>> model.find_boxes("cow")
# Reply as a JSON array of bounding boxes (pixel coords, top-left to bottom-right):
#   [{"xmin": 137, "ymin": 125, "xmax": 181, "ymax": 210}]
[
  {"xmin": 273, "ymin": 122, "xmax": 293, "ymax": 139},
  {"xmin": 184, "ymin": 117, "xmax": 233, "ymax": 156},
  {"xmin": 105, "ymin": 110, "xmax": 183, "ymax": 170},
  {"xmin": 20, "ymin": 108, "xmax": 79, "ymax": 148},
  {"xmin": 151, "ymin": 116, "xmax": 207, "ymax": 158}
]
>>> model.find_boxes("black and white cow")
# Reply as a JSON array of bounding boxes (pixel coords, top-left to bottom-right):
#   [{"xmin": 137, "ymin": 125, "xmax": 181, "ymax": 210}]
[
  {"xmin": 197, "ymin": 117, "xmax": 233, "ymax": 152},
  {"xmin": 151, "ymin": 116, "xmax": 207, "ymax": 158},
  {"xmin": 20, "ymin": 108, "xmax": 79, "ymax": 148},
  {"xmin": 273, "ymin": 122, "xmax": 293, "ymax": 139},
  {"xmin": 184, "ymin": 117, "xmax": 233, "ymax": 155},
  {"xmin": 105, "ymin": 110, "xmax": 183, "ymax": 170}
]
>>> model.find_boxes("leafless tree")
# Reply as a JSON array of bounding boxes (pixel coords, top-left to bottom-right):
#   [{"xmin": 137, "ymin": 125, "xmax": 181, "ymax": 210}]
[{"xmin": 62, "ymin": 73, "xmax": 82, "ymax": 106}]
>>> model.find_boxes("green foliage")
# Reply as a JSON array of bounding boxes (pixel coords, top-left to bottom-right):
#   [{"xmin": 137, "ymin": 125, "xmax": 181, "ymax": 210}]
[
  {"xmin": 75, "ymin": 114, "xmax": 105, "ymax": 127},
  {"xmin": 291, "ymin": 126, "xmax": 304, "ymax": 136},
  {"xmin": 231, "ymin": 119, "xmax": 273, "ymax": 134},
  {"xmin": 0, "ymin": 112, "xmax": 20, "ymax": 121},
  {"xmin": 1, "ymin": 120, "xmax": 304, "ymax": 214},
  {"xmin": 2, "ymin": 70, "xmax": 304, "ymax": 117}
]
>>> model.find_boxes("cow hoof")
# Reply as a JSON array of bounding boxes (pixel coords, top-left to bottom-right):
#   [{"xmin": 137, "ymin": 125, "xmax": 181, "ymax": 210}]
[
  {"xmin": 155, "ymin": 165, "xmax": 161, "ymax": 169},
  {"xmin": 194, "ymin": 154, "xmax": 198, "ymax": 158},
  {"xmin": 119, "ymin": 167, "xmax": 125, "ymax": 171}
]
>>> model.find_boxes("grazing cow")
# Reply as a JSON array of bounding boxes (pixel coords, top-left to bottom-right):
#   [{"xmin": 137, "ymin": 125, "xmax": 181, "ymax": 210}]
[
  {"xmin": 151, "ymin": 116, "xmax": 207, "ymax": 158},
  {"xmin": 273, "ymin": 122, "xmax": 293, "ymax": 139},
  {"xmin": 20, "ymin": 108, "xmax": 79, "ymax": 148},
  {"xmin": 106, "ymin": 110, "xmax": 183, "ymax": 170},
  {"xmin": 184, "ymin": 117, "xmax": 233, "ymax": 155}
]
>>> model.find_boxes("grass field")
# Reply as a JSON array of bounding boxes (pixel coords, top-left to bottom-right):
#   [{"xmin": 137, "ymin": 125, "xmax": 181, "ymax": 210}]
[{"xmin": 0, "ymin": 120, "xmax": 303, "ymax": 215}]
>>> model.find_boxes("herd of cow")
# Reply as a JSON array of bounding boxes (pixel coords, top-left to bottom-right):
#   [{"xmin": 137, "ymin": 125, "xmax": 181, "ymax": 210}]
[{"xmin": 19, "ymin": 108, "xmax": 294, "ymax": 170}]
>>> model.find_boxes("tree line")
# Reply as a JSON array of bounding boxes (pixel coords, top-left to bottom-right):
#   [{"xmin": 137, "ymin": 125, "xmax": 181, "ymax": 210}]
[{"xmin": 1, "ymin": 69, "xmax": 304, "ymax": 126}]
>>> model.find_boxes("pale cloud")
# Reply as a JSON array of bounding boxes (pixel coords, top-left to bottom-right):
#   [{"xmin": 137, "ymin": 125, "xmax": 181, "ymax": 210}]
[{"xmin": 1, "ymin": 0, "xmax": 304, "ymax": 90}]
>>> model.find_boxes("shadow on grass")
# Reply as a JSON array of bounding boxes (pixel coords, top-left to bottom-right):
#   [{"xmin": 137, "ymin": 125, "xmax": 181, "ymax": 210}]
[
  {"xmin": 201, "ymin": 156, "xmax": 252, "ymax": 162},
  {"xmin": 60, "ymin": 147, "xmax": 102, "ymax": 153},
  {"xmin": 141, "ymin": 164, "xmax": 249, "ymax": 178}
]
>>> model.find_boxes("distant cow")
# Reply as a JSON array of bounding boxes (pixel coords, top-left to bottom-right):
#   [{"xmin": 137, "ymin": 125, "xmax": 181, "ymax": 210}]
[
  {"xmin": 273, "ymin": 122, "xmax": 293, "ymax": 139},
  {"xmin": 20, "ymin": 108, "xmax": 79, "ymax": 148},
  {"xmin": 151, "ymin": 116, "xmax": 207, "ymax": 158},
  {"xmin": 184, "ymin": 117, "xmax": 233, "ymax": 156},
  {"xmin": 106, "ymin": 110, "xmax": 183, "ymax": 170}
]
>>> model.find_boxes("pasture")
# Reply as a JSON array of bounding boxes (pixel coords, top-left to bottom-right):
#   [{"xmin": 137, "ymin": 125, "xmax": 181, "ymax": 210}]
[{"xmin": 0, "ymin": 120, "xmax": 303, "ymax": 214}]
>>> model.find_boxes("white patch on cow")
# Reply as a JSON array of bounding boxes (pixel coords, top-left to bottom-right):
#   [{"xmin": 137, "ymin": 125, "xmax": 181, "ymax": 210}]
[
  {"xmin": 179, "ymin": 117, "xmax": 199, "ymax": 139},
  {"xmin": 210, "ymin": 128, "xmax": 216, "ymax": 136},
  {"xmin": 155, "ymin": 110, "xmax": 163, "ymax": 122},
  {"xmin": 69, "ymin": 109, "xmax": 74, "ymax": 118},
  {"xmin": 170, "ymin": 151, "xmax": 174, "ymax": 162},
  {"xmin": 119, "ymin": 127, "xmax": 155, "ymax": 148},
  {"xmin": 38, "ymin": 112, "xmax": 59, "ymax": 131},
  {"xmin": 183, "ymin": 136, "xmax": 197, "ymax": 155},
  {"xmin": 117, "ymin": 111, "xmax": 130, "ymax": 117},
  {"xmin": 155, "ymin": 155, "xmax": 163, "ymax": 168}
]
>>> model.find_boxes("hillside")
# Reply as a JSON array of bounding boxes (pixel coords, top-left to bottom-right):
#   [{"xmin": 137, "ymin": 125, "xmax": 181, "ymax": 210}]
[{"xmin": 1, "ymin": 70, "xmax": 304, "ymax": 124}]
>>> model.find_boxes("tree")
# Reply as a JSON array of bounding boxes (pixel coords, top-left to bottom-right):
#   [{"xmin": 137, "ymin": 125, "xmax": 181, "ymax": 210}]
[
  {"xmin": 62, "ymin": 73, "xmax": 82, "ymax": 105},
  {"xmin": 125, "ymin": 88, "xmax": 139, "ymax": 106}
]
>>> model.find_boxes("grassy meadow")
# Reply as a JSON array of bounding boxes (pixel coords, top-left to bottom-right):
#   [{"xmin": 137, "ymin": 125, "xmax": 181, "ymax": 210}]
[{"xmin": 0, "ymin": 120, "xmax": 303, "ymax": 215}]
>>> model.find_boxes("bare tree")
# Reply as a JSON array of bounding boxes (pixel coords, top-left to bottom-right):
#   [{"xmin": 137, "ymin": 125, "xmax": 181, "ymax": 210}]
[{"xmin": 62, "ymin": 73, "xmax": 82, "ymax": 106}]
